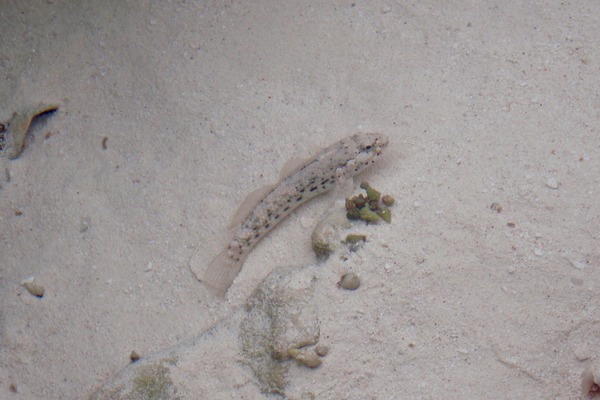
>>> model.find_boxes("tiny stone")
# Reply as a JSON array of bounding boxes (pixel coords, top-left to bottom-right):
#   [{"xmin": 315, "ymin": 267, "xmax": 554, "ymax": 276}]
[
  {"xmin": 490, "ymin": 203, "xmax": 503, "ymax": 213},
  {"xmin": 315, "ymin": 344, "xmax": 329, "ymax": 357},
  {"xmin": 21, "ymin": 276, "xmax": 44, "ymax": 298},
  {"xmin": 289, "ymin": 349, "xmax": 322, "ymax": 368},
  {"xmin": 298, "ymin": 353, "xmax": 322, "ymax": 368},
  {"xmin": 570, "ymin": 277, "xmax": 584, "ymax": 286},
  {"xmin": 545, "ymin": 177, "xmax": 559, "ymax": 189},
  {"xmin": 574, "ymin": 346, "xmax": 591, "ymax": 362},
  {"xmin": 569, "ymin": 259, "xmax": 587, "ymax": 270},
  {"xmin": 344, "ymin": 234, "xmax": 366, "ymax": 244},
  {"xmin": 345, "ymin": 198, "xmax": 356, "ymax": 210},
  {"xmin": 338, "ymin": 273, "xmax": 360, "ymax": 290},
  {"xmin": 381, "ymin": 194, "xmax": 395, "ymax": 206},
  {"xmin": 381, "ymin": 4, "xmax": 392, "ymax": 13},
  {"xmin": 130, "ymin": 350, "xmax": 140, "ymax": 362}
]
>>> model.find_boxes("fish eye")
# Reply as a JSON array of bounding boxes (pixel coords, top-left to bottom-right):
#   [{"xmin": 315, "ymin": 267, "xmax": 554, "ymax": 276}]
[{"xmin": 365, "ymin": 145, "xmax": 372, "ymax": 150}]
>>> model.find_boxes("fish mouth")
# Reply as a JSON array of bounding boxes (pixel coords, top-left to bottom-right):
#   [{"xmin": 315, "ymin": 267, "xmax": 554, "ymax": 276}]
[{"xmin": 373, "ymin": 134, "xmax": 389, "ymax": 154}]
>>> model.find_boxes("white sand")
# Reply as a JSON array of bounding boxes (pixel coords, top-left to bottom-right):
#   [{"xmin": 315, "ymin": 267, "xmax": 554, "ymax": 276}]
[{"xmin": 1, "ymin": 1, "xmax": 599, "ymax": 398}]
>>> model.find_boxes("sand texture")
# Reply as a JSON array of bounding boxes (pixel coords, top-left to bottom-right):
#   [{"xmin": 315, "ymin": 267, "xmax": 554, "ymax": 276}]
[{"xmin": 1, "ymin": 1, "xmax": 600, "ymax": 399}]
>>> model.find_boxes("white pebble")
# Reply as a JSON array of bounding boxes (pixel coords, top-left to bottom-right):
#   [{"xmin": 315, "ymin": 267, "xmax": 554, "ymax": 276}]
[
  {"xmin": 545, "ymin": 177, "xmax": 559, "ymax": 189},
  {"xmin": 21, "ymin": 276, "xmax": 44, "ymax": 298},
  {"xmin": 381, "ymin": 4, "xmax": 392, "ymax": 13},
  {"xmin": 338, "ymin": 273, "xmax": 360, "ymax": 290},
  {"xmin": 569, "ymin": 259, "xmax": 586, "ymax": 270}
]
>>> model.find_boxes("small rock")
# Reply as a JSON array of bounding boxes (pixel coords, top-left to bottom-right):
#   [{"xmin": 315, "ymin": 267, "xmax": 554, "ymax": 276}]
[
  {"xmin": 381, "ymin": 194, "xmax": 395, "ymax": 207},
  {"xmin": 570, "ymin": 277, "xmax": 584, "ymax": 286},
  {"xmin": 288, "ymin": 349, "xmax": 322, "ymax": 369},
  {"xmin": 568, "ymin": 259, "xmax": 587, "ymax": 270},
  {"xmin": 338, "ymin": 273, "xmax": 361, "ymax": 290},
  {"xmin": 545, "ymin": 177, "xmax": 559, "ymax": 189},
  {"xmin": 21, "ymin": 276, "xmax": 44, "ymax": 298},
  {"xmin": 315, "ymin": 345, "xmax": 329, "ymax": 357},
  {"xmin": 130, "ymin": 351, "xmax": 140, "ymax": 363}
]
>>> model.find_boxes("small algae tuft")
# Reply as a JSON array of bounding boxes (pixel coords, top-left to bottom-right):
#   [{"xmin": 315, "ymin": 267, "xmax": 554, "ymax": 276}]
[
  {"xmin": 240, "ymin": 265, "xmax": 321, "ymax": 397},
  {"xmin": 343, "ymin": 234, "xmax": 366, "ymax": 252},
  {"xmin": 311, "ymin": 209, "xmax": 351, "ymax": 260},
  {"xmin": 377, "ymin": 208, "xmax": 392, "ymax": 224},
  {"xmin": 313, "ymin": 182, "xmax": 395, "ymax": 259},
  {"xmin": 346, "ymin": 182, "xmax": 395, "ymax": 224},
  {"xmin": 130, "ymin": 362, "xmax": 180, "ymax": 400},
  {"xmin": 366, "ymin": 187, "xmax": 381, "ymax": 202},
  {"xmin": 359, "ymin": 207, "xmax": 381, "ymax": 222},
  {"xmin": 344, "ymin": 234, "xmax": 366, "ymax": 245}
]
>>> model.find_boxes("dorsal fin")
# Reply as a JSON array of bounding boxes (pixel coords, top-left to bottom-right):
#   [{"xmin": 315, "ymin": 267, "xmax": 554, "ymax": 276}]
[
  {"xmin": 277, "ymin": 137, "xmax": 325, "ymax": 179},
  {"xmin": 278, "ymin": 157, "xmax": 310, "ymax": 180},
  {"xmin": 228, "ymin": 183, "xmax": 277, "ymax": 229}
]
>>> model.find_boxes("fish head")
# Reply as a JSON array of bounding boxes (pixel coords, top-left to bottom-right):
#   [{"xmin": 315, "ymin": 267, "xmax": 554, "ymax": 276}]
[
  {"xmin": 353, "ymin": 132, "xmax": 389, "ymax": 155},
  {"xmin": 333, "ymin": 132, "xmax": 389, "ymax": 179},
  {"xmin": 347, "ymin": 132, "xmax": 389, "ymax": 173}
]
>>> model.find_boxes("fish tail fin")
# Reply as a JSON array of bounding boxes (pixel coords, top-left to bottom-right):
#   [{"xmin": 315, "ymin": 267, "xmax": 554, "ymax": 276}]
[{"xmin": 202, "ymin": 248, "xmax": 244, "ymax": 297}]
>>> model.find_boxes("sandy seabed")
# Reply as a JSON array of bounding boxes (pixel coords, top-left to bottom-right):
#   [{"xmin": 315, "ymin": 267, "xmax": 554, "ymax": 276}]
[{"xmin": 1, "ymin": 1, "xmax": 600, "ymax": 399}]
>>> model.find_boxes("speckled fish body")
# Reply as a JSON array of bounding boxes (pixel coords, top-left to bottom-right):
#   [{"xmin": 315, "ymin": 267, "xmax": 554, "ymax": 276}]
[{"xmin": 203, "ymin": 132, "xmax": 389, "ymax": 294}]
